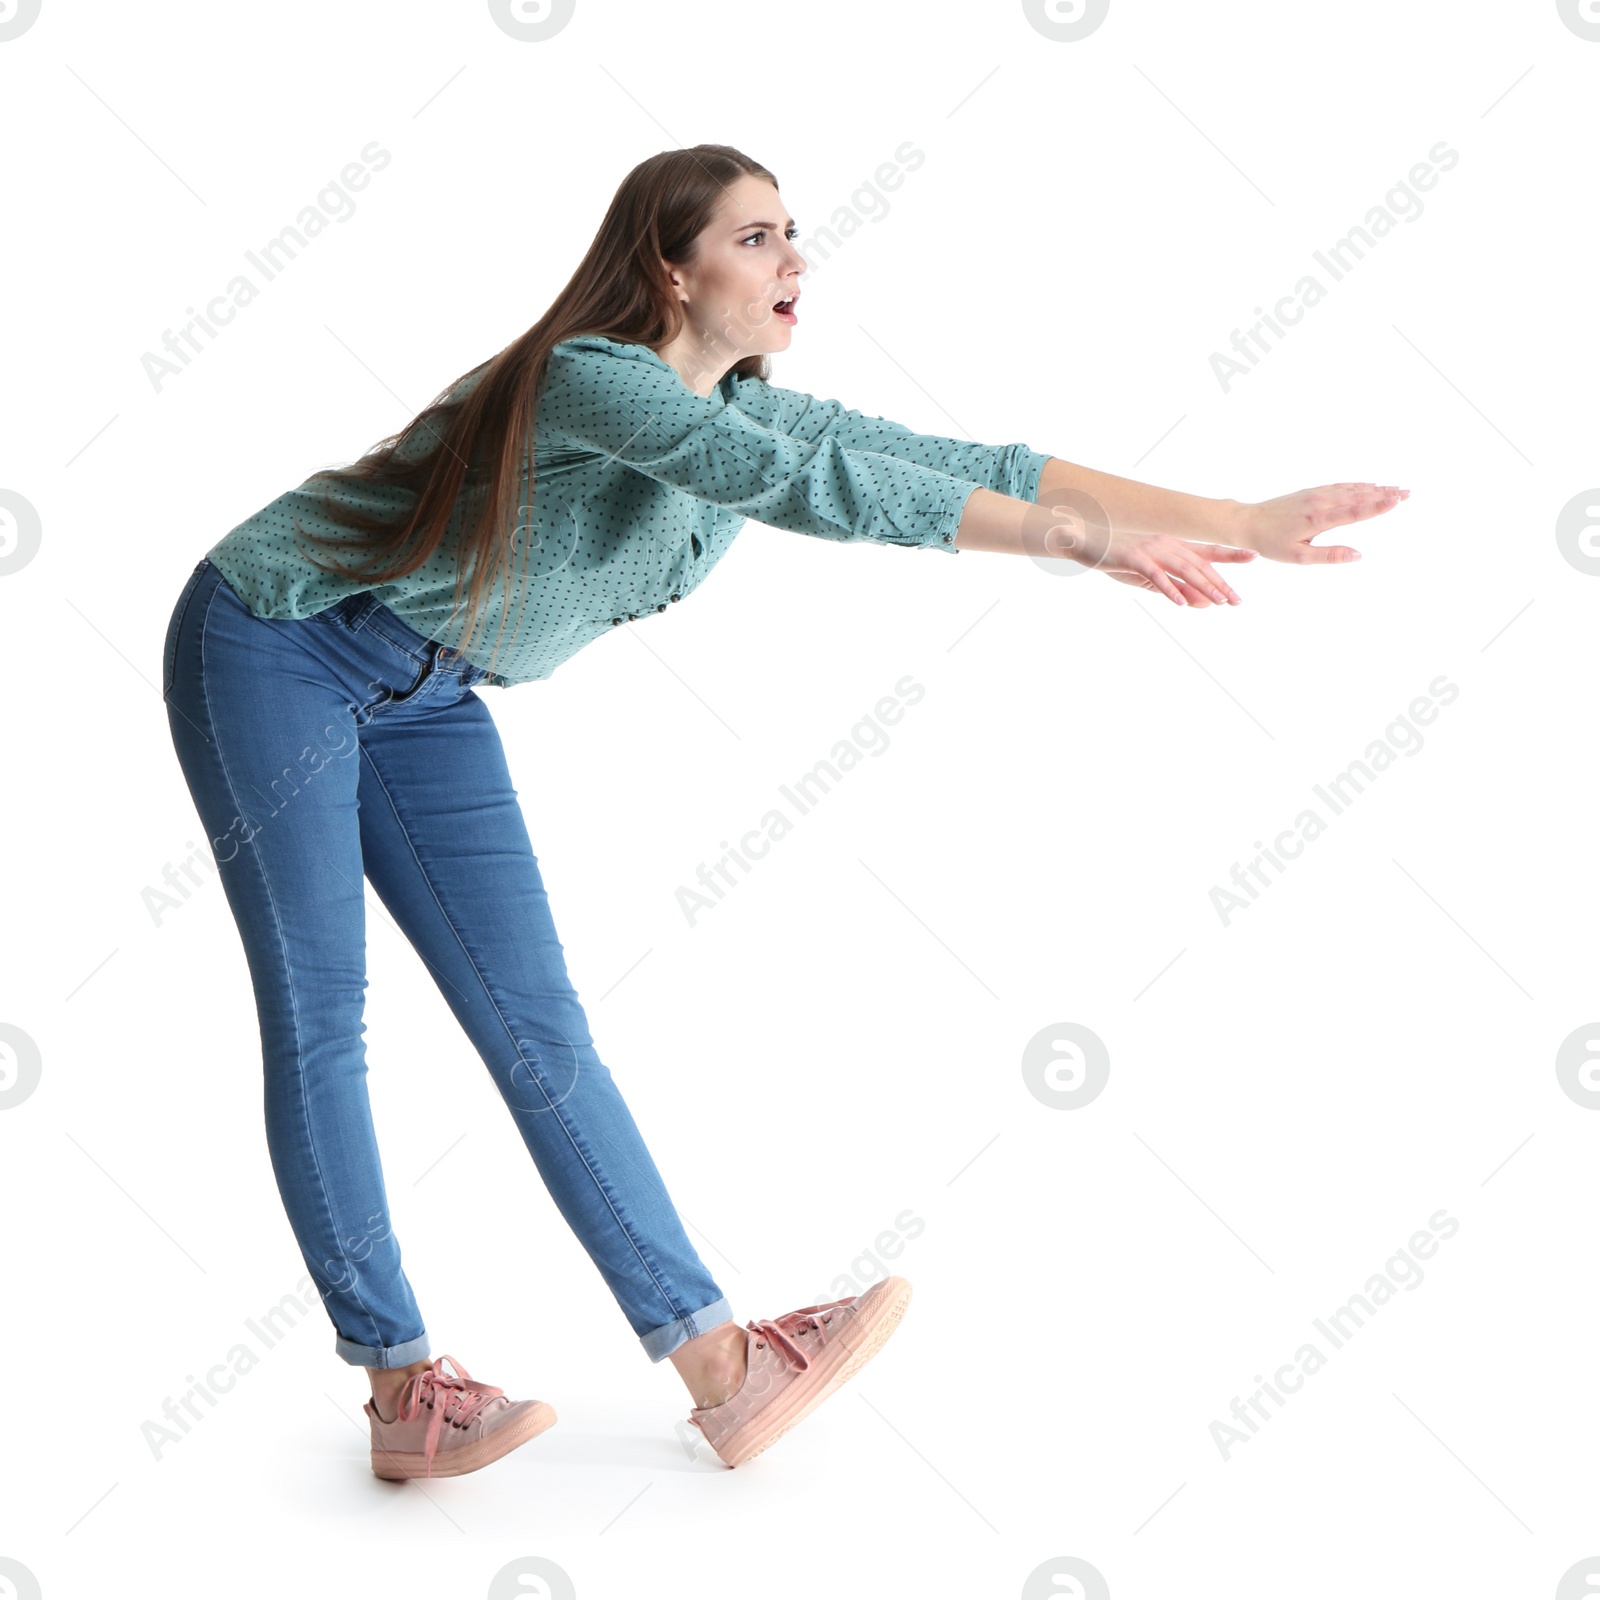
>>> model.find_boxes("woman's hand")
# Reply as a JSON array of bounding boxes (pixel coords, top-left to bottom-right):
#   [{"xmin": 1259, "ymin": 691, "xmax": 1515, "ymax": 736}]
[
  {"xmin": 1032, "ymin": 500, "xmax": 1258, "ymax": 606},
  {"xmin": 1233, "ymin": 483, "xmax": 1409, "ymax": 564},
  {"xmin": 1013, "ymin": 482, "xmax": 1405, "ymax": 605},
  {"xmin": 1100, "ymin": 549, "xmax": 1255, "ymax": 607}
]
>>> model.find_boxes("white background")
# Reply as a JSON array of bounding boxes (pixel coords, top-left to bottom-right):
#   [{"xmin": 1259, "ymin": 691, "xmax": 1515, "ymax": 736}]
[{"xmin": 3, "ymin": 1, "xmax": 1596, "ymax": 1596}]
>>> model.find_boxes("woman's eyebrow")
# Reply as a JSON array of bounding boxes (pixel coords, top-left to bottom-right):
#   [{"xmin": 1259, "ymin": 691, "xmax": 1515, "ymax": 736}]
[{"xmin": 732, "ymin": 217, "xmax": 796, "ymax": 232}]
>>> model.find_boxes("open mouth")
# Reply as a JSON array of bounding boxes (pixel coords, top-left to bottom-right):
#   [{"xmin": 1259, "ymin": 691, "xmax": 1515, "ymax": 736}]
[{"xmin": 773, "ymin": 297, "xmax": 797, "ymax": 320}]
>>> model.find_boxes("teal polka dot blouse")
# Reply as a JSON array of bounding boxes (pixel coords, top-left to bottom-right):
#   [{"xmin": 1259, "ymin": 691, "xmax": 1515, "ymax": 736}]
[{"xmin": 204, "ymin": 334, "xmax": 1049, "ymax": 686}]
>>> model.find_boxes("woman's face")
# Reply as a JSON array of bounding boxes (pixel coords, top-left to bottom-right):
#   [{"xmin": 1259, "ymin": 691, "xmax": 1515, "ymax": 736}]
[{"xmin": 660, "ymin": 174, "xmax": 806, "ymax": 387}]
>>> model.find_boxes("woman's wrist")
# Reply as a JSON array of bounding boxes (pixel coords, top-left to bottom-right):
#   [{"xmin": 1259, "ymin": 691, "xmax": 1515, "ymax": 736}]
[
  {"xmin": 1034, "ymin": 458, "xmax": 1250, "ymax": 550},
  {"xmin": 1173, "ymin": 494, "xmax": 1254, "ymax": 549},
  {"xmin": 1217, "ymin": 498, "xmax": 1256, "ymax": 551}
]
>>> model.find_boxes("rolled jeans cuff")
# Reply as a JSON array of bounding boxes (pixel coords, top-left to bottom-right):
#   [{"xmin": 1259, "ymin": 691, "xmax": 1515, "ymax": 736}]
[
  {"xmin": 335, "ymin": 1330, "xmax": 432, "ymax": 1370},
  {"xmin": 639, "ymin": 1295, "xmax": 735, "ymax": 1362}
]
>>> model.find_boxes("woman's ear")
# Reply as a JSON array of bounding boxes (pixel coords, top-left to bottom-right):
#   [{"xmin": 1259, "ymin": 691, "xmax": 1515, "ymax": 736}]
[{"xmin": 660, "ymin": 259, "xmax": 690, "ymax": 303}]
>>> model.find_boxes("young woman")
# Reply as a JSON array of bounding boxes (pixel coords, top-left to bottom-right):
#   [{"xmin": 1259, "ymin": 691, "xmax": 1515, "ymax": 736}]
[{"xmin": 161, "ymin": 143, "xmax": 1407, "ymax": 1482}]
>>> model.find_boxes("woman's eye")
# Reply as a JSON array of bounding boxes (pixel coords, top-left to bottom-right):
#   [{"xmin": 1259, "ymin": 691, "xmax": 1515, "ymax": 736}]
[{"xmin": 742, "ymin": 228, "xmax": 799, "ymax": 246}]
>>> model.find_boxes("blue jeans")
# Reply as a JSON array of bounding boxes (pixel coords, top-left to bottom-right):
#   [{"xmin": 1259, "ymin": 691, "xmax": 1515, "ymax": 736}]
[{"xmin": 162, "ymin": 558, "xmax": 733, "ymax": 1368}]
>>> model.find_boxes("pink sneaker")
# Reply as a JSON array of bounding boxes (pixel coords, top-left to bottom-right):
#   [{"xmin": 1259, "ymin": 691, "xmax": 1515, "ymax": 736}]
[
  {"xmin": 685, "ymin": 1276, "xmax": 913, "ymax": 1468},
  {"xmin": 364, "ymin": 1354, "xmax": 556, "ymax": 1480}
]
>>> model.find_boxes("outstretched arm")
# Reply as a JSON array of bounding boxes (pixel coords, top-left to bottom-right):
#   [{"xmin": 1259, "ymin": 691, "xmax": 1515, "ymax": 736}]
[
  {"xmin": 713, "ymin": 372, "xmax": 1408, "ymax": 593},
  {"xmin": 1035, "ymin": 457, "xmax": 1240, "ymax": 545},
  {"xmin": 953, "ymin": 459, "xmax": 1410, "ymax": 606},
  {"xmin": 1032, "ymin": 458, "xmax": 1410, "ymax": 566},
  {"xmin": 951, "ymin": 485, "xmax": 1253, "ymax": 607}
]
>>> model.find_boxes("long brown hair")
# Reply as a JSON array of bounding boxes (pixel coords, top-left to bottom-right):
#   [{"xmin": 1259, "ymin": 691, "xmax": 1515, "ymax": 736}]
[{"xmin": 290, "ymin": 143, "xmax": 779, "ymax": 676}]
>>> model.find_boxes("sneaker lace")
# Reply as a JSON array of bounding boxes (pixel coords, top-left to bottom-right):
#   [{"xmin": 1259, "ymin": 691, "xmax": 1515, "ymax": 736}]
[
  {"xmin": 395, "ymin": 1355, "xmax": 505, "ymax": 1477},
  {"xmin": 747, "ymin": 1295, "xmax": 852, "ymax": 1372}
]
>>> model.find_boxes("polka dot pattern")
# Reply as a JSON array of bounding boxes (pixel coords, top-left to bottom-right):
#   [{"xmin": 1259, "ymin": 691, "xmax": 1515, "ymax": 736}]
[{"xmin": 204, "ymin": 333, "xmax": 1050, "ymax": 686}]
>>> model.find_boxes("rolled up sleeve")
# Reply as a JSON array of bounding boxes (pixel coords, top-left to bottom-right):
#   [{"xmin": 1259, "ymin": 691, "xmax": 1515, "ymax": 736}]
[
  {"xmin": 537, "ymin": 340, "xmax": 988, "ymax": 552},
  {"xmin": 727, "ymin": 374, "xmax": 1052, "ymax": 504}
]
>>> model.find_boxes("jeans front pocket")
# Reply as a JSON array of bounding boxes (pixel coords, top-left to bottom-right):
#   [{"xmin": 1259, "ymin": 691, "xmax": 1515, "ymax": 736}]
[
  {"xmin": 310, "ymin": 595, "xmax": 356, "ymax": 627},
  {"xmin": 163, "ymin": 559, "xmax": 211, "ymax": 702}
]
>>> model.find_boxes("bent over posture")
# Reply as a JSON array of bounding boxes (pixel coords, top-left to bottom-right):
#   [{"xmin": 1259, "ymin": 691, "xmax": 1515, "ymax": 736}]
[{"xmin": 160, "ymin": 142, "xmax": 1407, "ymax": 1481}]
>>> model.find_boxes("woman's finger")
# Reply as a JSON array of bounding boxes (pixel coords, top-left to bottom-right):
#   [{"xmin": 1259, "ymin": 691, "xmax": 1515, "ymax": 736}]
[
  {"xmin": 1171, "ymin": 557, "xmax": 1228, "ymax": 603},
  {"xmin": 1332, "ymin": 486, "xmax": 1408, "ymax": 526},
  {"xmin": 1154, "ymin": 571, "xmax": 1212, "ymax": 605},
  {"xmin": 1140, "ymin": 554, "xmax": 1189, "ymax": 605},
  {"xmin": 1156, "ymin": 538, "xmax": 1237, "ymax": 604},
  {"xmin": 1109, "ymin": 569, "xmax": 1217, "ymax": 607},
  {"xmin": 1184, "ymin": 554, "xmax": 1242, "ymax": 604}
]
